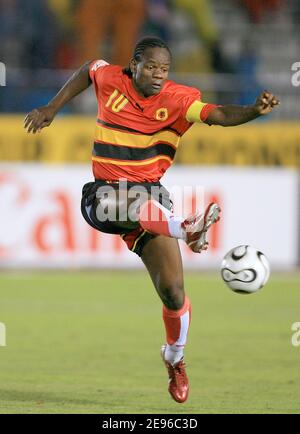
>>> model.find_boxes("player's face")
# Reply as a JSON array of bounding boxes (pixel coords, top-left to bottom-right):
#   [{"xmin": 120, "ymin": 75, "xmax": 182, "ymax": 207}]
[{"xmin": 130, "ymin": 47, "xmax": 171, "ymax": 97}]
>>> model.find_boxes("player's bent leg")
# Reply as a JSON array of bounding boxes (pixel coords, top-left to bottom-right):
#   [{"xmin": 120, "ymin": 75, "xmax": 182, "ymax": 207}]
[
  {"xmin": 81, "ymin": 182, "xmax": 191, "ymax": 402},
  {"xmin": 141, "ymin": 236, "xmax": 190, "ymax": 403}
]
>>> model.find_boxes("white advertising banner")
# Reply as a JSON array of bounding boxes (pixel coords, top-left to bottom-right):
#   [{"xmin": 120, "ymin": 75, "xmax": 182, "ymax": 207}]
[{"xmin": 0, "ymin": 164, "xmax": 298, "ymax": 269}]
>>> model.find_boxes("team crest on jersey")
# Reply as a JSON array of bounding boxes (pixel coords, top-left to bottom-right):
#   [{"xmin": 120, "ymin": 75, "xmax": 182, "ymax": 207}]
[{"xmin": 155, "ymin": 108, "xmax": 168, "ymax": 121}]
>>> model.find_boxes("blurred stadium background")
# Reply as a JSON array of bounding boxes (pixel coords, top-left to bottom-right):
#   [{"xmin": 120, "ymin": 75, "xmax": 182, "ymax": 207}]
[{"xmin": 0, "ymin": 0, "xmax": 300, "ymax": 414}]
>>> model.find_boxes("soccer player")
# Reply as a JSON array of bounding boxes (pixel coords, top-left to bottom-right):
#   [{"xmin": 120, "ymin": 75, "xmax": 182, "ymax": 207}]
[{"xmin": 24, "ymin": 37, "xmax": 279, "ymax": 404}]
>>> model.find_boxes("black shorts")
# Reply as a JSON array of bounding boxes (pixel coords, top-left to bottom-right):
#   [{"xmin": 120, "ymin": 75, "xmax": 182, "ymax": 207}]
[{"xmin": 81, "ymin": 180, "xmax": 172, "ymax": 256}]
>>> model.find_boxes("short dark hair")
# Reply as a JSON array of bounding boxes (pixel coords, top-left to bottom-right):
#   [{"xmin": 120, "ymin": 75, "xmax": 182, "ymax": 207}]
[{"xmin": 123, "ymin": 36, "xmax": 172, "ymax": 77}]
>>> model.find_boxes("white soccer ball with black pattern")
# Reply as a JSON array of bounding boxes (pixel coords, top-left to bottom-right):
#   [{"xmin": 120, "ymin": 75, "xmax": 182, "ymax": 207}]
[{"xmin": 221, "ymin": 245, "xmax": 270, "ymax": 294}]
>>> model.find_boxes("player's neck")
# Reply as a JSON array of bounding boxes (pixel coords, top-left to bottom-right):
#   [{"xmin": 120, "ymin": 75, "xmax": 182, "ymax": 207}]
[{"xmin": 131, "ymin": 79, "xmax": 149, "ymax": 99}]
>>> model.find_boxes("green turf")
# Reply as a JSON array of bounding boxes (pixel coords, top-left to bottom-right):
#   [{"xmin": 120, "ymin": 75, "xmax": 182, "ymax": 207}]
[{"xmin": 0, "ymin": 270, "xmax": 299, "ymax": 414}]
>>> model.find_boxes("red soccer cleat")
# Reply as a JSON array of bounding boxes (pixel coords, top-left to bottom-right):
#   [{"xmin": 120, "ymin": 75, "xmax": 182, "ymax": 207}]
[
  {"xmin": 161, "ymin": 345, "xmax": 189, "ymax": 403},
  {"xmin": 182, "ymin": 202, "xmax": 221, "ymax": 253}
]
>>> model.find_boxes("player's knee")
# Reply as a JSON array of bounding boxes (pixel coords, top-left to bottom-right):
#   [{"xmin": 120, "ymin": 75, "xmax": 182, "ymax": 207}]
[{"xmin": 160, "ymin": 283, "xmax": 185, "ymax": 310}]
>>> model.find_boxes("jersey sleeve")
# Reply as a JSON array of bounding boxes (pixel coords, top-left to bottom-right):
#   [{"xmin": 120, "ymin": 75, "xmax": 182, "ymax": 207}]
[{"xmin": 89, "ymin": 59, "xmax": 110, "ymax": 85}]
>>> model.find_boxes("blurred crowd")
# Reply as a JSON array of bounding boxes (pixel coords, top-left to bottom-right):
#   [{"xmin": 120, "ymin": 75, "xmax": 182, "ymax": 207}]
[
  {"xmin": 1, "ymin": 0, "xmax": 298, "ymax": 113},
  {"xmin": 0, "ymin": 0, "xmax": 288, "ymax": 71}
]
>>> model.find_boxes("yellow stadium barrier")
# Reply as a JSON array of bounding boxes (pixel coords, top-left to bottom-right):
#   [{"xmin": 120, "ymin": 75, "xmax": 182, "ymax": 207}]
[
  {"xmin": 0, "ymin": 115, "xmax": 300, "ymax": 167},
  {"xmin": 178, "ymin": 121, "xmax": 300, "ymax": 167}
]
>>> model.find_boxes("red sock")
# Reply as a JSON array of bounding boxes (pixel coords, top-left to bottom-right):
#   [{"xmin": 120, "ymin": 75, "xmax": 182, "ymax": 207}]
[
  {"xmin": 139, "ymin": 199, "xmax": 184, "ymax": 239},
  {"xmin": 163, "ymin": 296, "xmax": 192, "ymax": 347}
]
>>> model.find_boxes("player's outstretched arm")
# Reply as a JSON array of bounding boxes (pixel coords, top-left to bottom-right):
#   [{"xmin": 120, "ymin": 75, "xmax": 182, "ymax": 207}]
[
  {"xmin": 205, "ymin": 91, "xmax": 280, "ymax": 127},
  {"xmin": 24, "ymin": 61, "xmax": 92, "ymax": 134}
]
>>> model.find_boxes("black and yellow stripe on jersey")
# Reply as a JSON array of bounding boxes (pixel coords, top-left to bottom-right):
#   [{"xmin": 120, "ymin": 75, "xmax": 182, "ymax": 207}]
[{"xmin": 92, "ymin": 119, "xmax": 180, "ymax": 167}]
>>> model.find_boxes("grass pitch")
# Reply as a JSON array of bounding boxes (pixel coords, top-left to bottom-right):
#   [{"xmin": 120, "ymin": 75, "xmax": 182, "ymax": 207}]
[{"xmin": 0, "ymin": 270, "xmax": 299, "ymax": 414}]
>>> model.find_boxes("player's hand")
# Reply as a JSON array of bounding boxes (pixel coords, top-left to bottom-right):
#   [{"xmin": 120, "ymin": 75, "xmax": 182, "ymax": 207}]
[
  {"xmin": 254, "ymin": 91, "xmax": 280, "ymax": 115},
  {"xmin": 24, "ymin": 105, "xmax": 56, "ymax": 134}
]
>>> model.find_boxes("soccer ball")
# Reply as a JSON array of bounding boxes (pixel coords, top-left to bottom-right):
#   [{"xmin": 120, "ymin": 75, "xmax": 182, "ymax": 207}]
[{"xmin": 221, "ymin": 245, "xmax": 270, "ymax": 294}]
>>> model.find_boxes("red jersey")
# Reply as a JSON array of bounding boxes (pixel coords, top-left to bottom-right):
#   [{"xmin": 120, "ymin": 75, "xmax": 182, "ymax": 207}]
[{"xmin": 89, "ymin": 60, "xmax": 215, "ymax": 182}]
